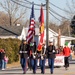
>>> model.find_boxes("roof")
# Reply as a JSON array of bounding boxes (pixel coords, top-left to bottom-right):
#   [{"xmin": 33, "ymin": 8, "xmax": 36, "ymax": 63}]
[
  {"xmin": 0, "ymin": 25, "xmax": 58, "ymax": 36},
  {"xmin": 61, "ymin": 36, "xmax": 75, "ymax": 40},
  {"xmin": 0, "ymin": 25, "xmax": 23, "ymax": 36},
  {"xmin": 1, "ymin": 25, "xmax": 74, "ymax": 41}
]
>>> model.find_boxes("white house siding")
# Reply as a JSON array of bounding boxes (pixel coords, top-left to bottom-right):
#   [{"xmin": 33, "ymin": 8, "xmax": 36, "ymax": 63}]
[
  {"xmin": 46, "ymin": 29, "xmax": 58, "ymax": 47},
  {"xmin": 19, "ymin": 27, "xmax": 27, "ymax": 40},
  {"xmin": 19, "ymin": 27, "xmax": 39, "ymax": 40},
  {"xmin": 60, "ymin": 36, "xmax": 75, "ymax": 48},
  {"xmin": 61, "ymin": 38, "xmax": 65, "ymax": 47}
]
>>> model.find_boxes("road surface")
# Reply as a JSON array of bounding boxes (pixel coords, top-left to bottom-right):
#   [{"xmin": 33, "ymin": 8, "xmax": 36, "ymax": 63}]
[{"xmin": 0, "ymin": 62, "xmax": 75, "ymax": 75}]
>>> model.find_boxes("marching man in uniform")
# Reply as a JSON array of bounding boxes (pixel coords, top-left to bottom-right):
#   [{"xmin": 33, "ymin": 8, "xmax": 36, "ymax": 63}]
[
  {"xmin": 39, "ymin": 43, "xmax": 46, "ymax": 74},
  {"xmin": 30, "ymin": 41, "xmax": 37, "ymax": 74},
  {"xmin": 46, "ymin": 41, "xmax": 56, "ymax": 74},
  {"xmin": 19, "ymin": 40, "xmax": 30, "ymax": 74}
]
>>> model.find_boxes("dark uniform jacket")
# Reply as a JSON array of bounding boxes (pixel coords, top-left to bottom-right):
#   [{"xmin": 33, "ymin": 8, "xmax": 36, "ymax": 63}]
[
  {"xmin": 30, "ymin": 44, "xmax": 37, "ymax": 58},
  {"xmin": 46, "ymin": 45, "xmax": 56, "ymax": 58},
  {"xmin": 19, "ymin": 43, "xmax": 30, "ymax": 58},
  {"xmin": 37, "ymin": 46, "xmax": 46, "ymax": 59}
]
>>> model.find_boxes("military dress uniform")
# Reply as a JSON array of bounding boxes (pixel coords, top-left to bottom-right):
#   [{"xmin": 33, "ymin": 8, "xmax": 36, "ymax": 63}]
[
  {"xmin": 19, "ymin": 40, "xmax": 30, "ymax": 74},
  {"xmin": 39, "ymin": 44, "xmax": 46, "ymax": 74},
  {"xmin": 30, "ymin": 42, "xmax": 37, "ymax": 74},
  {"xmin": 46, "ymin": 42, "xmax": 56, "ymax": 74}
]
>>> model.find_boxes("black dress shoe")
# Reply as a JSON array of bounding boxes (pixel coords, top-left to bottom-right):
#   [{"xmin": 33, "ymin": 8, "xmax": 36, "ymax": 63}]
[
  {"xmin": 42, "ymin": 72, "xmax": 45, "ymax": 74},
  {"xmin": 33, "ymin": 71, "xmax": 36, "ymax": 74},
  {"xmin": 51, "ymin": 72, "xmax": 53, "ymax": 74},
  {"xmin": 33, "ymin": 72, "xmax": 36, "ymax": 74},
  {"xmin": 41, "ymin": 72, "xmax": 44, "ymax": 74},
  {"xmin": 23, "ymin": 72, "xmax": 26, "ymax": 74}
]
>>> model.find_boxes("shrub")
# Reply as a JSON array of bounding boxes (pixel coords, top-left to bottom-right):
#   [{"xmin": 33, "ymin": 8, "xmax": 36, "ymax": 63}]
[{"xmin": 0, "ymin": 38, "xmax": 21, "ymax": 63}]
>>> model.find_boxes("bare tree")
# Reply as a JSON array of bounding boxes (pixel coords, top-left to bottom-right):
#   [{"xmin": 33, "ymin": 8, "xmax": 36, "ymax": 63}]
[
  {"xmin": 59, "ymin": 20, "xmax": 71, "ymax": 36},
  {"xmin": 49, "ymin": 22, "xmax": 59, "ymax": 33},
  {"xmin": 0, "ymin": 11, "xmax": 9, "ymax": 25},
  {"xmin": 0, "ymin": 0, "xmax": 27, "ymax": 26},
  {"xmin": 65, "ymin": 0, "xmax": 75, "ymax": 19}
]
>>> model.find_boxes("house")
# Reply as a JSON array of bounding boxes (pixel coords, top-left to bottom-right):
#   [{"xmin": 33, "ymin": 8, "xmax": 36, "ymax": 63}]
[
  {"xmin": 0, "ymin": 25, "xmax": 23, "ymax": 39},
  {"xmin": 19, "ymin": 27, "xmax": 75, "ymax": 48},
  {"xmin": 0, "ymin": 25, "xmax": 75, "ymax": 48}
]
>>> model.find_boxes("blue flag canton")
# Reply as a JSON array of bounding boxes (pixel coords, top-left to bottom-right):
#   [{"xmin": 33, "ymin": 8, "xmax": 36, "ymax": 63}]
[{"xmin": 30, "ymin": 3, "xmax": 35, "ymax": 19}]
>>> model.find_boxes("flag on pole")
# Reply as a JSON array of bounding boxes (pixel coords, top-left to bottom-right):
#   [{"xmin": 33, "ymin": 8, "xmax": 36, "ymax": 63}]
[
  {"xmin": 26, "ymin": 3, "xmax": 35, "ymax": 44},
  {"xmin": 37, "ymin": 5, "xmax": 44, "ymax": 51}
]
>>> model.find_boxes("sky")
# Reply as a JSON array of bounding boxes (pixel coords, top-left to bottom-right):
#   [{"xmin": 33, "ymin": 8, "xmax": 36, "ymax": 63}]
[
  {"xmin": 25, "ymin": 0, "xmax": 73, "ymax": 24},
  {"xmin": 0, "ymin": 0, "xmax": 73, "ymax": 24}
]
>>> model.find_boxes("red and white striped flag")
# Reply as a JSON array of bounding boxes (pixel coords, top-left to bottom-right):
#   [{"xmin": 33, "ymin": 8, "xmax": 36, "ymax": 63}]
[{"xmin": 26, "ymin": 3, "xmax": 35, "ymax": 44}]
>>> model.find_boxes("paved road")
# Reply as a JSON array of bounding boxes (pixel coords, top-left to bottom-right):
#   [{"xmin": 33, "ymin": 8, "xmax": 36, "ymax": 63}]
[{"xmin": 0, "ymin": 63, "xmax": 75, "ymax": 75}]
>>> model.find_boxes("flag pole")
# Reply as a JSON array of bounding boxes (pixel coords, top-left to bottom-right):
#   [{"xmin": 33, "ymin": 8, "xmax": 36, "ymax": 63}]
[
  {"xmin": 31, "ymin": 2, "xmax": 34, "ymax": 42},
  {"xmin": 58, "ymin": 29, "xmax": 61, "ymax": 48}
]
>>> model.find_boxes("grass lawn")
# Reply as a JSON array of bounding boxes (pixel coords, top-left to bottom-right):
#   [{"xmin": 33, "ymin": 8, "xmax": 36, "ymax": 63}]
[{"xmin": 7, "ymin": 61, "xmax": 20, "ymax": 68}]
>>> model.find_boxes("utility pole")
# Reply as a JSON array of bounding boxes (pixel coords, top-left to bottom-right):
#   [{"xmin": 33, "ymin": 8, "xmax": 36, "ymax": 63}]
[
  {"xmin": 46, "ymin": 0, "xmax": 49, "ymax": 47},
  {"xmin": 58, "ymin": 29, "xmax": 61, "ymax": 48},
  {"xmin": 68, "ymin": 24, "xmax": 71, "ymax": 36}
]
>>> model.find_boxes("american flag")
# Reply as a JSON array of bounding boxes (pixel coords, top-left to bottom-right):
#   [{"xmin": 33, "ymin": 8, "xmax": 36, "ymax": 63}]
[{"xmin": 26, "ymin": 3, "xmax": 35, "ymax": 44}]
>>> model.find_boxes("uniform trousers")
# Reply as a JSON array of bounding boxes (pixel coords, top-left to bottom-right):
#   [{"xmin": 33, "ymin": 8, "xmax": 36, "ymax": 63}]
[
  {"xmin": 48, "ymin": 58, "xmax": 55, "ymax": 73},
  {"xmin": 31, "ymin": 58, "xmax": 37, "ymax": 73},
  {"xmin": 20, "ymin": 58, "xmax": 27, "ymax": 73},
  {"xmin": 39, "ymin": 58, "xmax": 46, "ymax": 73}
]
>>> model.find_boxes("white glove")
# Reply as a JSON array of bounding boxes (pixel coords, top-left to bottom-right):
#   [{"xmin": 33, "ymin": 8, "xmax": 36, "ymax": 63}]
[
  {"xmin": 27, "ymin": 57, "xmax": 29, "ymax": 59},
  {"xmin": 33, "ymin": 55, "xmax": 36, "ymax": 59},
  {"xmin": 53, "ymin": 50, "xmax": 55, "ymax": 53},
  {"xmin": 41, "ymin": 55, "xmax": 44, "ymax": 60}
]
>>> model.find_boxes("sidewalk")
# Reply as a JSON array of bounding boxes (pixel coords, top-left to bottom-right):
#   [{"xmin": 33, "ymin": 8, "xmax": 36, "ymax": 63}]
[{"xmin": 7, "ymin": 61, "xmax": 21, "ymax": 69}]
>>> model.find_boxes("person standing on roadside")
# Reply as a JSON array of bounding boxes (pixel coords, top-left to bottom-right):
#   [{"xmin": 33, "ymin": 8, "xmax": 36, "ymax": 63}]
[
  {"xmin": 4, "ymin": 54, "xmax": 8, "ymax": 69},
  {"xmin": 19, "ymin": 40, "xmax": 30, "ymax": 74},
  {"xmin": 63, "ymin": 42, "xmax": 71, "ymax": 70},
  {"xmin": 46, "ymin": 41, "xmax": 56, "ymax": 74},
  {"xmin": 57, "ymin": 46, "xmax": 63, "ymax": 54},
  {"xmin": 0, "ymin": 50, "xmax": 2, "ymax": 69},
  {"xmin": 0, "ymin": 49, "xmax": 5, "ymax": 70}
]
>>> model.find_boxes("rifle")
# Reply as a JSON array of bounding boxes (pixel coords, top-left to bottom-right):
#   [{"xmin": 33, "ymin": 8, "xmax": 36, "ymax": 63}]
[{"xmin": 41, "ymin": 45, "xmax": 46, "ymax": 60}]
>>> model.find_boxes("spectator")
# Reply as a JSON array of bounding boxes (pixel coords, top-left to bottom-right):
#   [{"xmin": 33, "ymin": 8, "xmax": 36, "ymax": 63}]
[
  {"xmin": 58, "ymin": 46, "xmax": 63, "ymax": 54},
  {"xmin": 4, "ymin": 55, "xmax": 8, "ymax": 69},
  {"xmin": 0, "ymin": 50, "xmax": 2, "ymax": 69},
  {"xmin": 0, "ymin": 49, "xmax": 5, "ymax": 70},
  {"xmin": 63, "ymin": 42, "xmax": 71, "ymax": 70}
]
